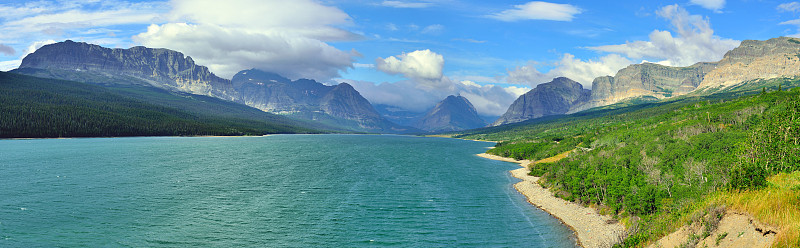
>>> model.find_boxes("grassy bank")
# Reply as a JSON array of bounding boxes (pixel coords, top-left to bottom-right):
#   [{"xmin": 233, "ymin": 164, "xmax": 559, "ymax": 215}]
[{"xmin": 459, "ymin": 79, "xmax": 800, "ymax": 246}]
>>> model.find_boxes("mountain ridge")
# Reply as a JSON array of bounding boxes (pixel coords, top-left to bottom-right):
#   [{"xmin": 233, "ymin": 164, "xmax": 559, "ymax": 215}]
[
  {"xmin": 14, "ymin": 41, "xmax": 414, "ymax": 133},
  {"xmin": 494, "ymin": 37, "xmax": 800, "ymax": 126}
]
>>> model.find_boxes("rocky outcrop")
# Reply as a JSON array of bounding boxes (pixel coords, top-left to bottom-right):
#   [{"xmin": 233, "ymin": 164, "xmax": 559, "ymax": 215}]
[
  {"xmin": 697, "ymin": 37, "xmax": 800, "ymax": 91},
  {"xmin": 492, "ymin": 77, "xmax": 590, "ymax": 126},
  {"xmin": 15, "ymin": 41, "xmax": 408, "ymax": 133},
  {"xmin": 581, "ymin": 62, "xmax": 713, "ymax": 111},
  {"xmin": 413, "ymin": 95, "xmax": 486, "ymax": 132},
  {"xmin": 18, "ymin": 40, "xmax": 236, "ymax": 100}
]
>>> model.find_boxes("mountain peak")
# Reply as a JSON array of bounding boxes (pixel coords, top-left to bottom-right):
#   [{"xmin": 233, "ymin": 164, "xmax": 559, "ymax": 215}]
[
  {"xmin": 414, "ymin": 95, "xmax": 485, "ymax": 132},
  {"xmin": 492, "ymin": 77, "xmax": 590, "ymax": 126}
]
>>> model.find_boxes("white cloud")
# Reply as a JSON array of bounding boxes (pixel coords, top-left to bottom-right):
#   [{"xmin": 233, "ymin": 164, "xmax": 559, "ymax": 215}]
[
  {"xmin": 0, "ymin": 39, "xmax": 56, "ymax": 71},
  {"xmin": 133, "ymin": 0, "xmax": 360, "ymax": 80},
  {"xmin": 779, "ymin": 2, "xmax": 800, "ymax": 36},
  {"xmin": 0, "ymin": 59, "xmax": 21, "ymax": 71},
  {"xmin": 0, "ymin": 1, "xmax": 164, "ymax": 41},
  {"xmin": 134, "ymin": 23, "xmax": 356, "ymax": 80},
  {"xmin": 23, "ymin": 40, "xmax": 57, "ymax": 56},
  {"xmin": 357, "ymin": 49, "xmax": 528, "ymax": 116},
  {"xmin": 381, "ymin": 1, "xmax": 433, "ymax": 8},
  {"xmin": 353, "ymin": 63, "xmax": 375, "ymax": 68},
  {"xmin": 590, "ymin": 4, "xmax": 739, "ymax": 67},
  {"xmin": 457, "ymin": 81, "xmax": 529, "ymax": 116},
  {"xmin": 690, "ymin": 0, "xmax": 725, "ymax": 12},
  {"xmin": 421, "ymin": 24, "xmax": 444, "ymax": 34},
  {"xmin": 506, "ymin": 53, "xmax": 632, "ymax": 87},
  {"xmin": 376, "ymin": 49, "xmax": 444, "ymax": 81},
  {"xmin": 779, "ymin": 2, "xmax": 800, "ymax": 12},
  {"xmin": 487, "ymin": 1, "xmax": 582, "ymax": 22}
]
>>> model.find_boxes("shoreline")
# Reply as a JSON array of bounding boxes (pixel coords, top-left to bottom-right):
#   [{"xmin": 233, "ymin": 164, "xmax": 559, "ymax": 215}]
[{"xmin": 477, "ymin": 153, "xmax": 625, "ymax": 248}]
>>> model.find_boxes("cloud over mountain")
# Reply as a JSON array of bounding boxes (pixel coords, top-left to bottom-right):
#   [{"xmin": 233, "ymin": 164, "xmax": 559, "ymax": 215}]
[
  {"xmin": 506, "ymin": 53, "xmax": 632, "ymax": 87},
  {"xmin": 376, "ymin": 49, "xmax": 444, "ymax": 80},
  {"xmin": 590, "ymin": 5, "xmax": 739, "ymax": 67},
  {"xmin": 133, "ymin": 0, "xmax": 360, "ymax": 80}
]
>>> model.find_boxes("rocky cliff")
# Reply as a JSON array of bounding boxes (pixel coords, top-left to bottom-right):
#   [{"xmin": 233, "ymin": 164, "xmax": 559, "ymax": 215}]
[
  {"xmin": 18, "ymin": 40, "xmax": 236, "ymax": 100},
  {"xmin": 492, "ymin": 77, "xmax": 590, "ymax": 126},
  {"xmin": 697, "ymin": 37, "xmax": 800, "ymax": 91},
  {"xmin": 15, "ymin": 41, "xmax": 407, "ymax": 133},
  {"xmin": 413, "ymin": 95, "xmax": 486, "ymax": 132},
  {"xmin": 580, "ymin": 62, "xmax": 714, "ymax": 111}
]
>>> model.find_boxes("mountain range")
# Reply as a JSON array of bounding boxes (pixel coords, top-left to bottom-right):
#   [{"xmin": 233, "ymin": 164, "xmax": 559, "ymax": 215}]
[
  {"xmin": 8, "ymin": 37, "xmax": 800, "ymax": 134},
  {"xmin": 12, "ymin": 40, "xmax": 424, "ymax": 133},
  {"xmin": 493, "ymin": 37, "xmax": 800, "ymax": 126}
]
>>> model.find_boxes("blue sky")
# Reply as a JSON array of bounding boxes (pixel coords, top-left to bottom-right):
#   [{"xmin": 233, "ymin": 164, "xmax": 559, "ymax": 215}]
[{"xmin": 2, "ymin": 0, "xmax": 800, "ymax": 116}]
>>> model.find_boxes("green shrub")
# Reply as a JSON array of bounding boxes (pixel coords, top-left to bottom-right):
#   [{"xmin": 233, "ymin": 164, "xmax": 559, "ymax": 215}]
[{"xmin": 728, "ymin": 163, "xmax": 767, "ymax": 190}]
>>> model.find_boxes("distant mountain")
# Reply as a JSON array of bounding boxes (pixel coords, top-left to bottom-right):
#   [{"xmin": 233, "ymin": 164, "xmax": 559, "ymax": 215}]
[
  {"xmin": 493, "ymin": 37, "xmax": 800, "ymax": 126},
  {"xmin": 413, "ymin": 95, "xmax": 485, "ymax": 132},
  {"xmin": 13, "ymin": 40, "xmax": 410, "ymax": 133},
  {"xmin": 231, "ymin": 69, "xmax": 414, "ymax": 132},
  {"xmin": 492, "ymin": 77, "xmax": 590, "ymax": 126},
  {"xmin": 374, "ymin": 104, "xmax": 426, "ymax": 127}
]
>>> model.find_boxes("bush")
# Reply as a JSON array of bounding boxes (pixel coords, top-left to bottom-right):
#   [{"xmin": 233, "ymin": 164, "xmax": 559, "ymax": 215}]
[{"xmin": 728, "ymin": 163, "xmax": 767, "ymax": 190}]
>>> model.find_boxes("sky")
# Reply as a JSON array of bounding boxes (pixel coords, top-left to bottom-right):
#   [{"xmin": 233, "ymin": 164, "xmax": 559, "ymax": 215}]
[{"xmin": 2, "ymin": 0, "xmax": 800, "ymax": 117}]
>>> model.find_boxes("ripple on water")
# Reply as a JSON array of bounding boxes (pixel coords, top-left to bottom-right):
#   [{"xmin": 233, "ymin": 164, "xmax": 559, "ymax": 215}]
[{"xmin": 0, "ymin": 135, "xmax": 577, "ymax": 247}]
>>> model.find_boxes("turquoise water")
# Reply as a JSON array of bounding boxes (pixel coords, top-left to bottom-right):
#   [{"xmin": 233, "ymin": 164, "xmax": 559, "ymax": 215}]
[{"xmin": 0, "ymin": 135, "xmax": 576, "ymax": 247}]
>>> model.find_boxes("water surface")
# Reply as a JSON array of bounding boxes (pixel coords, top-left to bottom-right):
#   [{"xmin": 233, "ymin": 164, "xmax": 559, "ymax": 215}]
[{"xmin": 0, "ymin": 135, "xmax": 576, "ymax": 247}]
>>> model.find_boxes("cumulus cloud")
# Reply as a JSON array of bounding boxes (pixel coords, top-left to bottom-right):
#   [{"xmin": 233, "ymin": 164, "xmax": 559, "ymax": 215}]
[
  {"xmin": 506, "ymin": 53, "xmax": 632, "ymax": 87},
  {"xmin": 0, "ymin": 44, "xmax": 14, "ymax": 56},
  {"xmin": 690, "ymin": 0, "xmax": 725, "ymax": 12},
  {"xmin": 133, "ymin": 0, "xmax": 359, "ymax": 80},
  {"xmin": 23, "ymin": 40, "xmax": 56, "ymax": 55},
  {"xmin": 376, "ymin": 49, "xmax": 444, "ymax": 80},
  {"xmin": 344, "ymin": 77, "xmax": 528, "ymax": 116},
  {"xmin": 361, "ymin": 49, "xmax": 528, "ymax": 116},
  {"xmin": 487, "ymin": 1, "xmax": 582, "ymax": 22},
  {"xmin": 375, "ymin": 49, "xmax": 450, "ymax": 90},
  {"xmin": 381, "ymin": 1, "xmax": 433, "ymax": 8},
  {"xmin": 590, "ymin": 4, "xmax": 739, "ymax": 67}
]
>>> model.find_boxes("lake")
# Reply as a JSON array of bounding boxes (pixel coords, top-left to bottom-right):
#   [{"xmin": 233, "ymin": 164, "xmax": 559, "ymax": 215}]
[{"xmin": 0, "ymin": 135, "xmax": 576, "ymax": 247}]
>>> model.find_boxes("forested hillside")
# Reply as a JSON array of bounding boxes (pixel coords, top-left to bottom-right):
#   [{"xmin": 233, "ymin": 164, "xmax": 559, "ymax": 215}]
[
  {"xmin": 0, "ymin": 72, "xmax": 326, "ymax": 138},
  {"xmin": 458, "ymin": 77, "xmax": 800, "ymax": 247}
]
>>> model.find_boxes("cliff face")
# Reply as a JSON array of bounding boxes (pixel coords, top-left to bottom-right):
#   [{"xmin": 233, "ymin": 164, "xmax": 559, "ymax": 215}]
[
  {"xmin": 492, "ymin": 77, "xmax": 590, "ymax": 126},
  {"xmin": 413, "ymin": 95, "xmax": 485, "ymax": 132},
  {"xmin": 581, "ymin": 62, "xmax": 713, "ymax": 111},
  {"xmin": 697, "ymin": 37, "xmax": 800, "ymax": 91},
  {"xmin": 19, "ymin": 40, "xmax": 236, "ymax": 100},
  {"xmin": 16, "ymin": 41, "xmax": 407, "ymax": 133}
]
